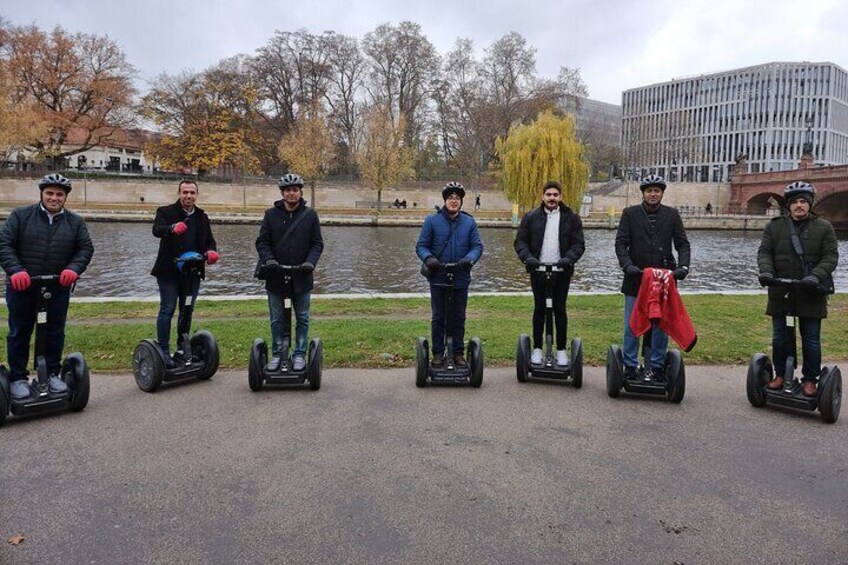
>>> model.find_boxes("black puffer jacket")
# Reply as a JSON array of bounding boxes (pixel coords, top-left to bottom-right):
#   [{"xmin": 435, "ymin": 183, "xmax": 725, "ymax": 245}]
[
  {"xmin": 0, "ymin": 203, "xmax": 93, "ymax": 278},
  {"xmin": 255, "ymin": 198, "xmax": 324, "ymax": 294},
  {"xmin": 615, "ymin": 203, "xmax": 690, "ymax": 296}
]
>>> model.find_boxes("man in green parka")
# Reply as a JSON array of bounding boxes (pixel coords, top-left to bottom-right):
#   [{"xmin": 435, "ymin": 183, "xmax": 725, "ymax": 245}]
[{"xmin": 757, "ymin": 181, "xmax": 839, "ymax": 396}]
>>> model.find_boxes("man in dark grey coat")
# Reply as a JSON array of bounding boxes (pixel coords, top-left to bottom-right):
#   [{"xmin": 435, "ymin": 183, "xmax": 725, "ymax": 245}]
[
  {"xmin": 757, "ymin": 181, "xmax": 838, "ymax": 397},
  {"xmin": 0, "ymin": 173, "xmax": 93, "ymax": 399},
  {"xmin": 614, "ymin": 174, "xmax": 690, "ymax": 379}
]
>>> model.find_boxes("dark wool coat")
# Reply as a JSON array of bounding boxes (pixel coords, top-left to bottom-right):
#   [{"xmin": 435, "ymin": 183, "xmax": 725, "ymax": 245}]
[
  {"xmin": 0, "ymin": 203, "xmax": 93, "ymax": 278},
  {"xmin": 513, "ymin": 202, "xmax": 586, "ymax": 267},
  {"xmin": 151, "ymin": 201, "xmax": 217, "ymax": 278},
  {"xmin": 615, "ymin": 203, "xmax": 691, "ymax": 296},
  {"xmin": 757, "ymin": 213, "xmax": 838, "ymax": 319}
]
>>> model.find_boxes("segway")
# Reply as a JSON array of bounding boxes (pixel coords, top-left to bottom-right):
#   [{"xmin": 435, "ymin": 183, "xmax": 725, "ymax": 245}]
[
  {"xmin": 248, "ymin": 263, "xmax": 322, "ymax": 391},
  {"xmin": 746, "ymin": 278, "xmax": 841, "ymax": 423},
  {"xmin": 415, "ymin": 263, "xmax": 483, "ymax": 388},
  {"xmin": 516, "ymin": 263, "xmax": 582, "ymax": 386},
  {"xmin": 132, "ymin": 252, "xmax": 219, "ymax": 392},
  {"xmin": 0, "ymin": 275, "xmax": 89, "ymax": 426},
  {"xmin": 606, "ymin": 328, "xmax": 686, "ymax": 402}
]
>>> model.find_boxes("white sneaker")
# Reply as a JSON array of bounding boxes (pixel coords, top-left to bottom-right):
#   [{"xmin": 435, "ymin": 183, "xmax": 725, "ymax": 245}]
[
  {"xmin": 556, "ymin": 350, "xmax": 569, "ymax": 367},
  {"xmin": 530, "ymin": 348, "xmax": 543, "ymax": 364}
]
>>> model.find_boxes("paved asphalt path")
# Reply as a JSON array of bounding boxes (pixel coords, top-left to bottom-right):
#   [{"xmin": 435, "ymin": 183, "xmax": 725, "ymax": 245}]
[{"xmin": 1, "ymin": 365, "xmax": 846, "ymax": 564}]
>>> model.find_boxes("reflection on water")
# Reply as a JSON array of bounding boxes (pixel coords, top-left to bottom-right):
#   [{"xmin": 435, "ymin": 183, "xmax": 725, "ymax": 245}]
[{"xmin": 40, "ymin": 223, "xmax": 848, "ymax": 297}]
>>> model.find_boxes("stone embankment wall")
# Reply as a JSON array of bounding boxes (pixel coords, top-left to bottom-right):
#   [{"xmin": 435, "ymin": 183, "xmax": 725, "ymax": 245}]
[{"xmin": 589, "ymin": 182, "xmax": 732, "ymax": 216}]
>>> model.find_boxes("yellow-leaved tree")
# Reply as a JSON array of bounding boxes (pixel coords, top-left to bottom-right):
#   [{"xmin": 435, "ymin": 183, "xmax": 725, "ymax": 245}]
[
  {"xmin": 356, "ymin": 104, "xmax": 415, "ymax": 211},
  {"xmin": 495, "ymin": 110, "xmax": 588, "ymax": 212},
  {"xmin": 278, "ymin": 104, "xmax": 335, "ymax": 208}
]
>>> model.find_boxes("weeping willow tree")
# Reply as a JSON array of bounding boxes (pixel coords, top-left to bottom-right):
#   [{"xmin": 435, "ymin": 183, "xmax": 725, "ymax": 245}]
[{"xmin": 495, "ymin": 110, "xmax": 588, "ymax": 212}]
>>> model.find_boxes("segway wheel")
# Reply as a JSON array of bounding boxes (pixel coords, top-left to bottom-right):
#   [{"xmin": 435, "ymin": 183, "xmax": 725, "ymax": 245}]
[
  {"xmin": 133, "ymin": 341, "xmax": 165, "ymax": 393},
  {"xmin": 469, "ymin": 337, "xmax": 484, "ymax": 388},
  {"xmin": 665, "ymin": 349, "xmax": 686, "ymax": 403},
  {"xmin": 248, "ymin": 338, "xmax": 266, "ymax": 392},
  {"xmin": 818, "ymin": 366, "xmax": 842, "ymax": 424},
  {"xmin": 570, "ymin": 337, "xmax": 583, "ymax": 389},
  {"xmin": 0, "ymin": 365, "xmax": 8, "ymax": 427},
  {"xmin": 63, "ymin": 352, "xmax": 90, "ymax": 412},
  {"xmin": 606, "ymin": 345, "xmax": 623, "ymax": 398},
  {"xmin": 308, "ymin": 338, "xmax": 323, "ymax": 391},
  {"xmin": 190, "ymin": 331, "xmax": 219, "ymax": 380},
  {"xmin": 746, "ymin": 353, "xmax": 772, "ymax": 408},
  {"xmin": 415, "ymin": 337, "xmax": 429, "ymax": 388},
  {"xmin": 516, "ymin": 334, "xmax": 530, "ymax": 383}
]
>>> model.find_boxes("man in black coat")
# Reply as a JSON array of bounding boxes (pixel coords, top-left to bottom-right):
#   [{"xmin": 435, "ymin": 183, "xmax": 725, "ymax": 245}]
[
  {"xmin": 255, "ymin": 173, "xmax": 324, "ymax": 372},
  {"xmin": 0, "ymin": 173, "xmax": 93, "ymax": 399},
  {"xmin": 514, "ymin": 181, "xmax": 585, "ymax": 366},
  {"xmin": 614, "ymin": 175, "xmax": 690, "ymax": 379},
  {"xmin": 151, "ymin": 180, "xmax": 219, "ymax": 366}
]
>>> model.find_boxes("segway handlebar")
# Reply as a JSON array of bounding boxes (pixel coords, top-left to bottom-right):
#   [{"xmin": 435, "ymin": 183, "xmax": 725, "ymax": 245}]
[
  {"xmin": 28, "ymin": 274, "xmax": 60, "ymax": 282},
  {"xmin": 767, "ymin": 277, "xmax": 806, "ymax": 289},
  {"xmin": 534, "ymin": 263, "xmax": 564, "ymax": 273},
  {"xmin": 172, "ymin": 256, "xmax": 207, "ymax": 265}
]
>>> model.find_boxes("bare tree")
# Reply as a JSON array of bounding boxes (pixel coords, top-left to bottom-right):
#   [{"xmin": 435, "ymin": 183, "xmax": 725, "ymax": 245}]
[{"xmin": 323, "ymin": 32, "xmax": 365, "ymax": 174}]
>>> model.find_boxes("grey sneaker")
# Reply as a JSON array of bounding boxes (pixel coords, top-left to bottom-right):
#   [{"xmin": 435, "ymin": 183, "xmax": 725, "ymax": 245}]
[
  {"xmin": 10, "ymin": 379, "xmax": 32, "ymax": 400},
  {"xmin": 530, "ymin": 348, "xmax": 543, "ymax": 365},
  {"xmin": 48, "ymin": 375, "xmax": 69, "ymax": 394},
  {"xmin": 556, "ymin": 350, "xmax": 569, "ymax": 367},
  {"xmin": 292, "ymin": 355, "xmax": 306, "ymax": 371},
  {"xmin": 265, "ymin": 356, "xmax": 282, "ymax": 372}
]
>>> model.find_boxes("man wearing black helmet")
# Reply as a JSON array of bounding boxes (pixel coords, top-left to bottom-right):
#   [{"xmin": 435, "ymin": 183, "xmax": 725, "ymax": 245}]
[
  {"xmin": 256, "ymin": 173, "xmax": 324, "ymax": 372},
  {"xmin": 757, "ymin": 181, "xmax": 838, "ymax": 397},
  {"xmin": 151, "ymin": 179, "xmax": 219, "ymax": 367},
  {"xmin": 0, "ymin": 173, "xmax": 94, "ymax": 399},
  {"xmin": 614, "ymin": 174, "xmax": 690, "ymax": 380},
  {"xmin": 416, "ymin": 182, "xmax": 483, "ymax": 367}
]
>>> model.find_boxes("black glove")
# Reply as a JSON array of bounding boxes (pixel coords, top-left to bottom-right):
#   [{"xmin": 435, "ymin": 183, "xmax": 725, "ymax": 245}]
[
  {"xmin": 758, "ymin": 272, "xmax": 775, "ymax": 287},
  {"xmin": 299, "ymin": 262, "xmax": 315, "ymax": 273},
  {"xmin": 457, "ymin": 257, "xmax": 473, "ymax": 270},
  {"xmin": 525, "ymin": 257, "xmax": 540, "ymax": 273},
  {"xmin": 800, "ymin": 274, "xmax": 819, "ymax": 291},
  {"xmin": 672, "ymin": 266, "xmax": 689, "ymax": 281},
  {"xmin": 625, "ymin": 265, "xmax": 642, "ymax": 277},
  {"xmin": 425, "ymin": 256, "xmax": 441, "ymax": 271},
  {"xmin": 264, "ymin": 259, "xmax": 279, "ymax": 267},
  {"xmin": 557, "ymin": 258, "xmax": 573, "ymax": 272}
]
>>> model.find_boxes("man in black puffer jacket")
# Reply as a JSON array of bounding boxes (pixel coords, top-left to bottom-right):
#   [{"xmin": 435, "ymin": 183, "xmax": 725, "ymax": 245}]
[
  {"xmin": 0, "ymin": 173, "xmax": 93, "ymax": 399},
  {"xmin": 615, "ymin": 174, "xmax": 690, "ymax": 380},
  {"xmin": 255, "ymin": 173, "xmax": 324, "ymax": 372}
]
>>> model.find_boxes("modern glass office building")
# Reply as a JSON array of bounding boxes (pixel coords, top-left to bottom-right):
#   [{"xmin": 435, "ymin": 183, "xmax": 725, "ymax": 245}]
[{"xmin": 621, "ymin": 62, "xmax": 848, "ymax": 182}]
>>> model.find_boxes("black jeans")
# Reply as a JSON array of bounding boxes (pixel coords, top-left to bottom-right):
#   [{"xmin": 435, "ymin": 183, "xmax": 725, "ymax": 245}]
[
  {"xmin": 530, "ymin": 272, "xmax": 571, "ymax": 350},
  {"xmin": 5, "ymin": 283, "xmax": 71, "ymax": 380},
  {"xmin": 429, "ymin": 284, "xmax": 469, "ymax": 356}
]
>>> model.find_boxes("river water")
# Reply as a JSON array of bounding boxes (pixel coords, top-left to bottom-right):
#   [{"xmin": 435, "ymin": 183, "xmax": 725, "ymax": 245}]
[{"xmin": 57, "ymin": 223, "xmax": 847, "ymax": 297}]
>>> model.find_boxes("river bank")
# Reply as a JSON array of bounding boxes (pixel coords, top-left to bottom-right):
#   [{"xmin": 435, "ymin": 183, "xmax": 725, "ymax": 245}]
[{"xmin": 1, "ymin": 293, "xmax": 846, "ymax": 371}]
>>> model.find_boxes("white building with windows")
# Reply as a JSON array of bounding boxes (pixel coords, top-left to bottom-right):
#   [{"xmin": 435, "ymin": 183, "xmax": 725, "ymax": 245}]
[{"xmin": 621, "ymin": 61, "xmax": 848, "ymax": 182}]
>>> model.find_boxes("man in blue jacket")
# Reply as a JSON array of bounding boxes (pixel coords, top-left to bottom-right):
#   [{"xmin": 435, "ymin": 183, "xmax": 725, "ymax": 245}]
[
  {"xmin": 416, "ymin": 182, "xmax": 483, "ymax": 367},
  {"xmin": 256, "ymin": 173, "xmax": 324, "ymax": 372},
  {"xmin": 0, "ymin": 173, "xmax": 93, "ymax": 399}
]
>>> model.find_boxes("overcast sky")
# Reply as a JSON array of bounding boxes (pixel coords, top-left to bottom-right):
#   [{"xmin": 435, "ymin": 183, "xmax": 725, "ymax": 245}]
[{"xmin": 6, "ymin": 0, "xmax": 848, "ymax": 105}]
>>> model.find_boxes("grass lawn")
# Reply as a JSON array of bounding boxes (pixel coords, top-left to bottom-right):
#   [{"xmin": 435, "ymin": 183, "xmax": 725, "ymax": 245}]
[{"xmin": 1, "ymin": 293, "xmax": 846, "ymax": 372}]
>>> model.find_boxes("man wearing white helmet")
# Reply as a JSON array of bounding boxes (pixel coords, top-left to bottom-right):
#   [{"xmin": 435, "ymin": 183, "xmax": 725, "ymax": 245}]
[
  {"xmin": 757, "ymin": 181, "xmax": 838, "ymax": 397},
  {"xmin": 0, "ymin": 173, "xmax": 93, "ymax": 399},
  {"xmin": 614, "ymin": 174, "xmax": 691, "ymax": 380},
  {"xmin": 256, "ymin": 173, "xmax": 324, "ymax": 372}
]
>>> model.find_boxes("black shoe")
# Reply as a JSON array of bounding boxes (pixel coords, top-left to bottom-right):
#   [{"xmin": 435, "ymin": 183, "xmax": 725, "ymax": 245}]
[
  {"xmin": 624, "ymin": 366, "xmax": 639, "ymax": 380},
  {"xmin": 431, "ymin": 353, "xmax": 445, "ymax": 368},
  {"xmin": 265, "ymin": 356, "xmax": 282, "ymax": 372},
  {"xmin": 651, "ymin": 367, "xmax": 666, "ymax": 381},
  {"xmin": 164, "ymin": 355, "xmax": 176, "ymax": 369}
]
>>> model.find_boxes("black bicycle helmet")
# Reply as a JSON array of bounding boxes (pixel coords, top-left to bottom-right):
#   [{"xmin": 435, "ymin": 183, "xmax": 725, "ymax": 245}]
[
  {"xmin": 639, "ymin": 174, "xmax": 666, "ymax": 191},
  {"xmin": 38, "ymin": 173, "xmax": 73, "ymax": 193},
  {"xmin": 278, "ymin": 173, "xmax": 304, "ymax": 189},
  {"xmin": 784, "ymin": 181, "xmax": 815, "ymax": 204},
  {"xmin": 441, "ymin": 181, "xmax": 465, "ymax": 200}
]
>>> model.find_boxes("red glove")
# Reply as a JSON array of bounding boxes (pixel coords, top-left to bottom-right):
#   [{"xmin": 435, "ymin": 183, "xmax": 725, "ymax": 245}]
[
  {"xmin": 59, "ymin": 269, "xmax": 79, "ymax": 287},
  {"xmin": 10, "ymin": 271, "xmax": 31, "ymax": 292},
  {"xmin": 205, "ymin": 250, "xmax": 219, "ymax": 265},
  {"xmin": 172, "ymin": 222, "xmax": 188, "ymax": 235}
]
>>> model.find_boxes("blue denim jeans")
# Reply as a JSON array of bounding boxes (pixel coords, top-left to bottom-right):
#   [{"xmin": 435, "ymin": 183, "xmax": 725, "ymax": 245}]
[
  {"xmin": 268, "ymin": 290, "xmax": 310, "ymax": 357},
  {"xmin": 623, "ymin": 294, "xmax": 668, "ymax": 370},
  {"xmin": 772, "ymin": 316, "xmax": 821, "ymax": 381},
  {"xmin": 5, "ymin": 282, "xmax": 71, "ymax": 380},
  {"xmin": 430, "ymin": 284, "xmax": 469, "ymax": 356},
  {"xmin": 156, "ymin": 274, "xmax": 200, "ymax": 353}
]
